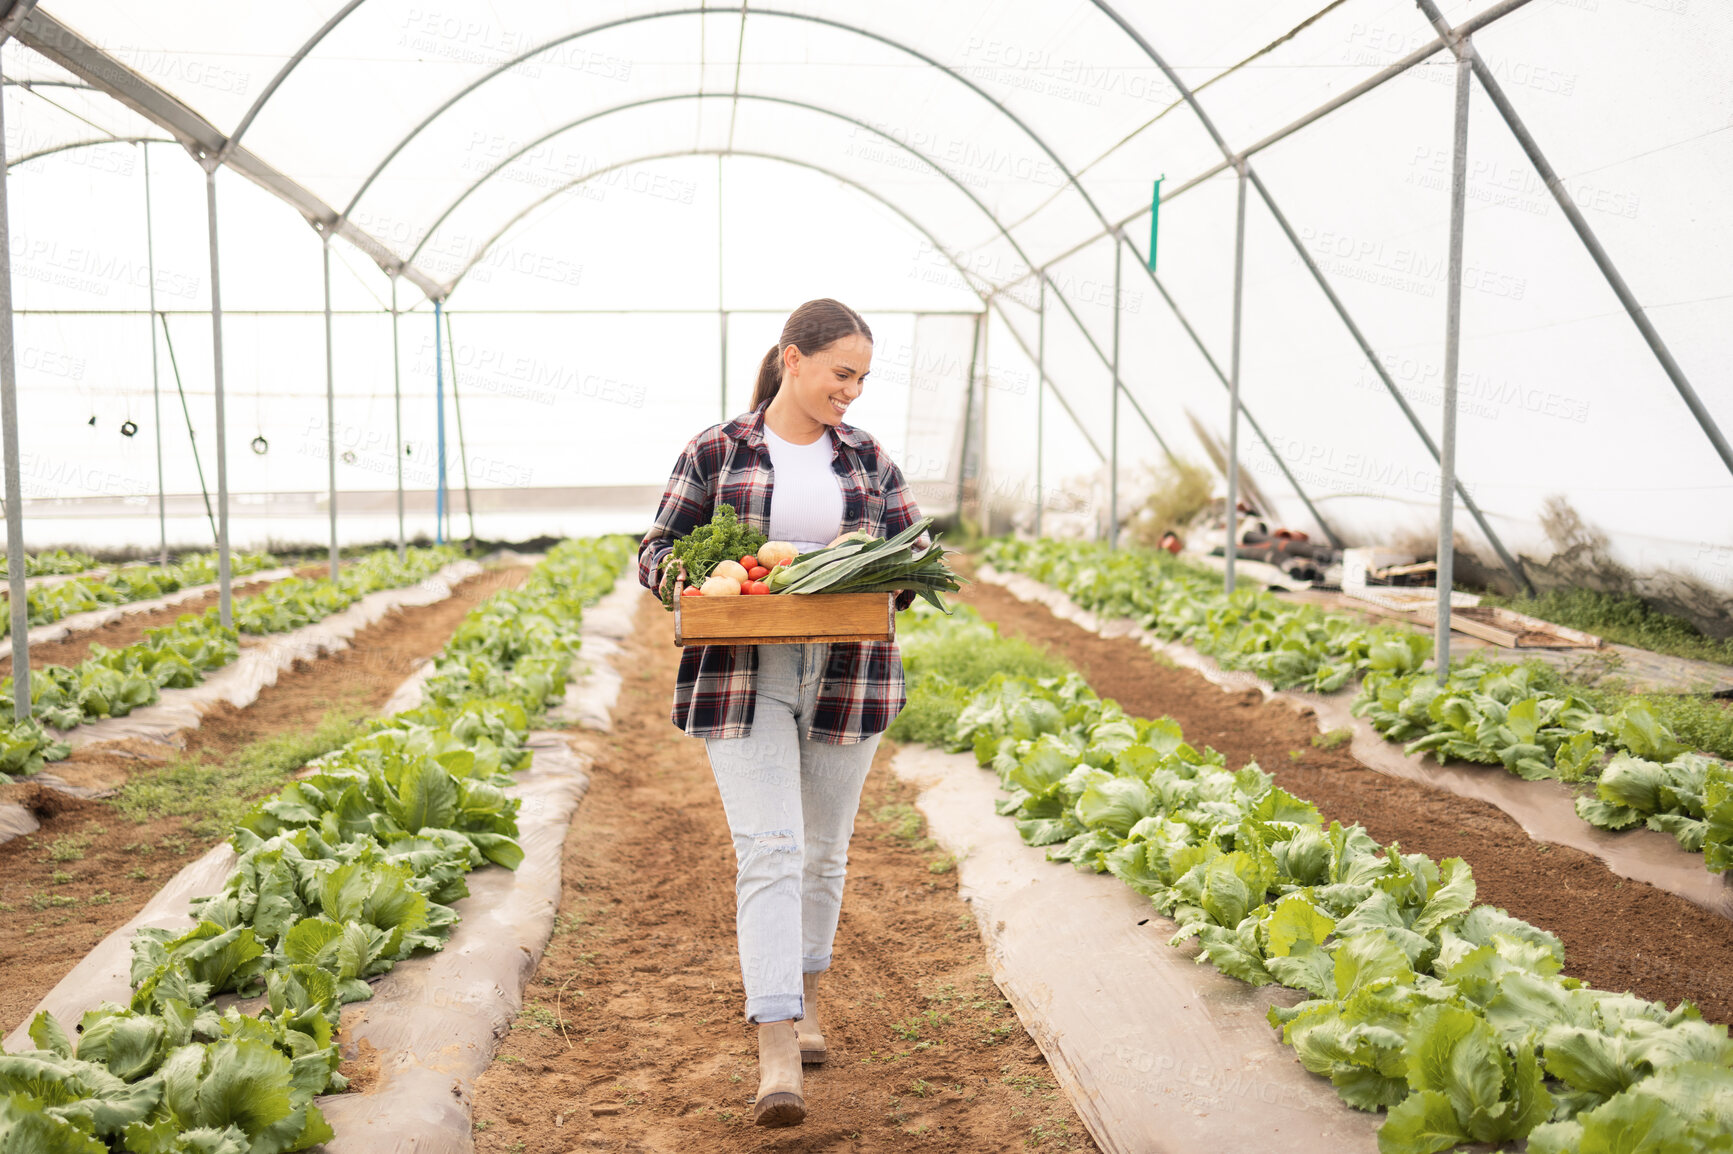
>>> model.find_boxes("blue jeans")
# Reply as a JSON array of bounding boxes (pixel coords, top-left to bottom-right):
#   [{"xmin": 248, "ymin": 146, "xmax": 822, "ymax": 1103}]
[{"xmin": 703, "ymin": 643, "xmax": 881, "ymax": 1023}]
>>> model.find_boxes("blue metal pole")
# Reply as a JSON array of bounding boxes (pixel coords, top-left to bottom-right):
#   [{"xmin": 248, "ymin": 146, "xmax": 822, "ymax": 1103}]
[{"xmin": 434, "ymin": 299, "xmax": 446, "ymax": 545}]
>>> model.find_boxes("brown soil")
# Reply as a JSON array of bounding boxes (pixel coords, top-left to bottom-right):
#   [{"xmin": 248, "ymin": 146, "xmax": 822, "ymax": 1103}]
[
  {"xmin": 958, "ymin": 579, "xmax": 1733, "ymax": 1025},
  {"xmin": 0, "ymin": 566, "xmax": 529, "ymax": 1038},
  {"xmin": 468, "ymin": 597, "xmax": 1097, "ymax": 1153},
  {"xmin": 0, "ymin": 564, "xmax": 328, "ymax": 676}
]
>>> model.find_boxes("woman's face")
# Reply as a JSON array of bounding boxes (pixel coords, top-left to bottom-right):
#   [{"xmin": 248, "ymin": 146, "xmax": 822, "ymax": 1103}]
[{"xmin": 781, "ymin": 332, "xmax": 873, "ymax": 428}]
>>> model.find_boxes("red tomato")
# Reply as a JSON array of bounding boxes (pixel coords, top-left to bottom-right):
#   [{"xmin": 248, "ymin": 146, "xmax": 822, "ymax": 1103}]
[
  {"xmin": 775, "ymin": 557, "xmax": 792, "ymax": 567},
  {"xmin": 739, "ymin": 555, "xmax": 759, "ymax": 569},
  {"xmin": 681, "ymin": 587, "xmax": 704, "ymax": 597},
  {"xmin": 748, "ymin": 565, "xmax": 769, "ymax": 580},
  {"xmin": 745, "ymin": 581, "xmax": 771, "ymax": 595}
]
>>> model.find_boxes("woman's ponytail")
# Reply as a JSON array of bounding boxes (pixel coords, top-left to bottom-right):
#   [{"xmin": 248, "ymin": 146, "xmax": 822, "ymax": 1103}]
[
  {"xmin": 751, "ymin": 343, "xmax": 783, "ymax": 410},
  {"xmin": 747, "ymin": 298, "xmax": 873, "ymax": 413}
]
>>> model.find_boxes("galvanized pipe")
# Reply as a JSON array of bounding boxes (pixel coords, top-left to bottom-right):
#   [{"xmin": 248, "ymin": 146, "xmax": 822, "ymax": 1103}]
[
  {"xmin": 204, "ymin": 167, "xmax": 232, "ymax": 627},
  {"xmin": 954, "ymin": 313, "xmax": 982, "ymax": 521},
  {"xmin": 1040, "ymin": 269, "xmax": 1175, "ymax": 466},
  {"xmin": 142, "ymin": 141, "xmax": 167, "ymax": 564},
  {"xmin": 322, "ymin": 233, "xmax": 338, "ymax": 580},
  {"xmin": 1437, "ymin": 48, "xmax": 1473, "ymax": 684},
  {"xmin": 1035, "ymin": 280, "xmax": 1045, "ymax": 538},
  {"xmin": 433, "ymin": 299, "xmax": 446, "ymax": 545},
  {"xmin": 1225, "ymin": 168, "xmax": 1247, "ymax": 596},
  {"xmin": 389, "ymin": 278, "xmax": 405, "ymax": 562},
  {"xmin": 0, "ymin": 89, "xmax": 30, "ymax": 718},
  {"xmin": 1109, "ymin": 237, "xmax": 1122, "ymax": 548},
  {"xmin": 443, "ymin": 309, "xmax": 477, "ymax": 550},
  {"xmin": 1415, "ymin": 0, "xmax": 1733, "ymax": 480}
]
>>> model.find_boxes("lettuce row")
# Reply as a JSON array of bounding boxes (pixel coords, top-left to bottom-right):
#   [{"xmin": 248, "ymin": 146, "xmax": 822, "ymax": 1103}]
[
  {"xmin": 942, "ymin": 667, "xmax": 1733, "ymax": 1153},
  {"xmin": 2, "ymin": 552, "xmax": 279, "ymax": 635},
  {"xmin": 0, "ymin": 547, "xmax": 459, "ymax": 783},
  {"xmin": 1356, "ymin": 659, "xmax": 1733, "ymax": 871},
  {"xmin": 0, "ymin": 537, "xmax": 635, "ymax": 1153},
  {"xmin": 0, "ymin": 548, "xmax": 99, "ymax": 578},
  {"xmin": 984, "ymin": 537, "xmax": 1731, "ymax": 875},
  {"xmin": 982, "ymin": 537, "xmax": 1430, "ymax": 694}
]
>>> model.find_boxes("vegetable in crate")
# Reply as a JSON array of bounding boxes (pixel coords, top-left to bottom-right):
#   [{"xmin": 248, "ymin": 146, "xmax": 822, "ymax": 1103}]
[
  {"xmin": 658, "ymin": 503, "xmax": 768, "ymax": 607},
  {"xmin": 765, "ymin": 517, "xmax": 964, "ymax": 611}
]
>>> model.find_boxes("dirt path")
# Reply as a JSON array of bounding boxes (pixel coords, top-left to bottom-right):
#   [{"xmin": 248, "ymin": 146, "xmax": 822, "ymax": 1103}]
[
  {"xmin": 0, "ymin": 565, "xmax": 528, "ymax": 1037},
  {"xmin": 469, "ymin": 598, "xmax": 1096, "ymax": 1153},
  {"xmin": 0, "ymin": 564, "xmax": 328, "ymax": 676},
  {"xmin": 958, "ymin": 579, "xmax": 1733, "ymax": 1025}
]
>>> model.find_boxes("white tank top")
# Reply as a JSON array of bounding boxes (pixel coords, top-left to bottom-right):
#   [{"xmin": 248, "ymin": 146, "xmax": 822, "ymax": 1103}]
[{"xmin": 763, "ymin": 424, "xmax": 845, "ymax": 553}]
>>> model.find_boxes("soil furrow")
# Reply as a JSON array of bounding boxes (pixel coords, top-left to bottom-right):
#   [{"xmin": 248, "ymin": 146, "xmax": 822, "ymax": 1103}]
[
  {"xmin": 958, "ymin": 578, "xmax": 1733, "ymax": 1025},
  {"xmin": 468, "ymin": 596, "xmax": 1096, "ymax": 1153}
]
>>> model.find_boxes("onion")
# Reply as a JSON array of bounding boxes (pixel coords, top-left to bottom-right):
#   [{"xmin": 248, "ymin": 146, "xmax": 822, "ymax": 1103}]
[
  {"xmin": 700, "ymin": 575, "xmax": 742, "ymax": 596},
  {"xmin": 712, "ymin": 560, "xmax": 749, "ymax": 584},
  {"xmin": 756, "ymin": 541, "xmax": 800, "ymax": 568}
]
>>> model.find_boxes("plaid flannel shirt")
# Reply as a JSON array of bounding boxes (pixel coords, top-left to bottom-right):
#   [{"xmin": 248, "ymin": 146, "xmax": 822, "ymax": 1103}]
[{"xmin": 638, "ymin": 406, "xmax": 921, "ymax": 744}]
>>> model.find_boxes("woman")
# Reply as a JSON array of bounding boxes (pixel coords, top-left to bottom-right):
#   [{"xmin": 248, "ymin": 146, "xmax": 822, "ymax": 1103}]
[{"xmin": 636, "ymin": 298, "xmax": 921, "ymax": 1128}]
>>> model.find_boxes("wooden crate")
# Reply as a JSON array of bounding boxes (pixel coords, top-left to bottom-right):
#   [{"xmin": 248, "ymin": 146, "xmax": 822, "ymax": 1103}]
[{"xmin": 672, "ymin": 568, "xmax": 895, "ymax": 646}]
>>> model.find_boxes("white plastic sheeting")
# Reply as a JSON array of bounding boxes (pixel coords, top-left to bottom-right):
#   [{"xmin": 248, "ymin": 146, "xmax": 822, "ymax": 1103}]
[{"xmin": 0, "ymin": 2, "xmax": 1727, "ymax": 585}]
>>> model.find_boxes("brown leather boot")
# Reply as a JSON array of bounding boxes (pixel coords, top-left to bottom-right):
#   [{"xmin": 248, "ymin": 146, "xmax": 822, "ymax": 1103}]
[
  {"xmin": 795, "ymin": 972, "xmax": 827, "ymax": 1064},
  {"xmin": 752, "ymin": 1020, "xmax": 806, "ymax": 1127}
]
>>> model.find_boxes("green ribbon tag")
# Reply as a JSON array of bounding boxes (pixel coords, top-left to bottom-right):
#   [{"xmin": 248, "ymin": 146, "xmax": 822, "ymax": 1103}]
[{"xmin": 1148, "ymin": 175, "xmax": 1165, "ymax": 272}]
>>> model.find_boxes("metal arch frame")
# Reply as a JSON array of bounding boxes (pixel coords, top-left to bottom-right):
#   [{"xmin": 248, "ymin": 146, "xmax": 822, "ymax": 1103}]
[
  {"xmin": 218, "ymin": 0, "xmax": 368, "ymax": 162},
  {"xmin": 6, "ymin": 134, "xmax": 173, "ymax": 169},
  {"xmin": 404, "ymin": 89, "xmax": 1339, "ymax": 533},
  {"xmin": 348, "ymin": 8, "xmax": 1335, "ymax": 540},
  {"xmin": 341, "ymin": 7, "xmax": 1118, "ymax": 239},
  {"xmin": 440, "ymin": 145, "xmax": 1107, "ymax": 465},
  {"xmin": 12, "ymin": 8, "xmax": 445, "ymax": 300},
  {"xmin": 1090, "ymin": 0, "xmax": 1534, "ymax": 593}
]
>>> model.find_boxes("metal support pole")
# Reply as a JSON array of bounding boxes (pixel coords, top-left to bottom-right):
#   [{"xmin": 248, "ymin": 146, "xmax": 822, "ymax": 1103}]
[
  {"xmin": 433, "ymin": 299, "xmax": 446, "ymax": 545},
  {"xmin": 1109, "ymin": 237, "xmax": 1122, "ymax": 548},
  {"xmin": 717, "ymin": 157, "xmax": 728, "ymax": 422},
  {"xmin": 389, "ymin": 278, "xmax": 405, "ymax": 561},
  {"xmin": 443, "ymin": 309, "xmax": 476, "ymax": 551},
  {"xmin": 1035, "ymin": 280, "xmax": 1045, "ymax": 538},
  {"xmin": 1437, "ymin": 49, "xmax": 1472, "ymax": 683},
  {"xmin": 0, "ymin": 90, "xmax": 30, "ymax": 718},
  {"xmin": 1244, "ymin": 168, "xmax": 1533, "ymax": 595},
  {"xmin": 955, "ymin": 313, "xmax": 982, "ymax": 521},
  {"xmin": 142, "ymin": 142, "xmax": 167, "ymax": 564},
  {"xmin": 1225, "ymin": 167, "xmax": 1247, "ymax": 596},
  {"xmin": 322, "ymin": 234, "xmax": 337, "ymax": 580},
  {"xmin": 979, "ymin": 311, "xmax": 991, "ymax": 532},
  {"xmin": 204, "ymin": 166, "xmax": 232, "ymax": 628},
  {"xmin": 1414, "ymin": 0, "xmax": 1732, "ymax": 480}
]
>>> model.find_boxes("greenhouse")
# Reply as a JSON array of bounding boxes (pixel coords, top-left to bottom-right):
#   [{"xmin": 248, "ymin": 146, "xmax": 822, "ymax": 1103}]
[{"xmin": 0, "ymin": 1, "xmax": 1729, "ymax": 1151}]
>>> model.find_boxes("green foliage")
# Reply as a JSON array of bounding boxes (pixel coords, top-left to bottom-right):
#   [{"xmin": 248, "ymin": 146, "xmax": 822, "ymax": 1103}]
[
  {"xmin": 0, "ymin": 536, "xmax": 636, "ymax": 1152},
  {"xmin": 112, "ymin": 711, "xmax": 371, "ymax": 835},
  {"xmin": 983, "ymin": 537, "xmax": 1427, "ymax": 694},
  {"xmin": 656, "ymin": 503, "xmax": 766, "ymax": 605},
  {"xmin": 762, "ymin": 518, "xmax": 964, "ymax": 610},
  {"xmin": 0, "ymin": 548, "xmax": 97, "ymax": 577},
  {"xmin": 1483, "ymin": 587, "xmax": 1733, "ymax": 667},
  {"xmin": 2, "ymin": 552, "xmax": 278, "ymax": 635},
  {"xmin": 899, "ymin": 603, "xmax": 1733, "ymax": 1151},
  {"xmin": 0, "ymin": 546, "xmax": 459, "ymax": 781},
  {"xmin": 887, "ymin": 601, "xmax": 1071, "ymax": 748},
  {"xmin": 1125, "ymin": 455, "xmax": 1216, "ymax": 549}
]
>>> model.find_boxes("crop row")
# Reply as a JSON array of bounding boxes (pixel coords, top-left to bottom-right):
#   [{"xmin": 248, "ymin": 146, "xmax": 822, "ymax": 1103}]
[
  {"xmin": 981, "ymin": 538, "xmax": 1732, "ymax": 875},
  {"xmin": 0, "ymin": 546, "xmax": 460, "ymax": 782},
  {"xmin": 0, "ymin": 550, "xmax": 98, "ymax": 578},
  {"xmin": 0, "ymin": 536, "xmax": 635, "ymax": 1154},
  {"xmin": 3, "ymin": 553, "xmax": 280, "ymax": 635},
  {"xmin": 894, "ymin": 602, "xmax": 1733, "ymax": 1153}
]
